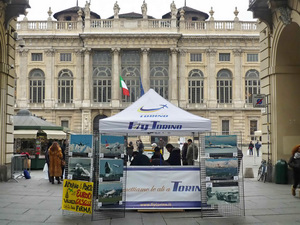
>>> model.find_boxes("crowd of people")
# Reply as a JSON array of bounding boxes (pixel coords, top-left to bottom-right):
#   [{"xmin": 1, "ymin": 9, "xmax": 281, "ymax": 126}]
[{"xmin": 128, "ymin": 138, "xmax": 199, "ymax": 166}]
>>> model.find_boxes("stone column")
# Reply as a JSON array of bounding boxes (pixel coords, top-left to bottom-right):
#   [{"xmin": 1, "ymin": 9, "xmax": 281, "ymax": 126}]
[
  {"xmin": 17, "ymin": 48, "xmax": 29, "ymax": 108},
  {"xmin": 233, "ymin": 48, "xmax": 243, "ymax": 107},
  {"xmin": 74, "ymin": 49, "xmax": 84, "ymax": 107},
  {"xmin": 82, "ymin": 48, "xmax": 91, "ymax": 107},
  {"xmin": 44, "ymin": 48, "xmax": 55, "ymax": 108},
  {"xmin": 141, "ymin": 48, "xmax": 149, "ymax": 92},
  {"xmin": 178, "ymin": 49, "xmax": 187, "ymax": 107},
  {"xmin": 170, "ymin": 48, "xmax": 178, "ymax": 105},
  {"xmin": 206, "ymin": 49, "xmax": 217, "ymax": 108},
  {"xmin": 111, "ymin": 48, "xmax": 120, "ymax": 107}
]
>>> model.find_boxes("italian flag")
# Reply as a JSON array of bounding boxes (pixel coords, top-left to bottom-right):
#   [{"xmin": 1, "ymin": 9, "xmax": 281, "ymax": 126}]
[{"xmin": 120, "ymin": 76, "xmax": 129, "ymax": 96}]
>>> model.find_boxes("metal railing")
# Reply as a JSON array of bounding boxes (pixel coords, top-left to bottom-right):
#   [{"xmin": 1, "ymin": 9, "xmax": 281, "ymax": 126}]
[{"xmin": 10, "ymin": 154, "xmax": 31, "ymax": 182}]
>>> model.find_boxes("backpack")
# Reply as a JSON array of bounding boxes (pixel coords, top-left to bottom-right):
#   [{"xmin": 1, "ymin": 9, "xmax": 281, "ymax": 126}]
[{"xmin": 23, "ymin": 170, "xmax": 31, "ymax": 179}]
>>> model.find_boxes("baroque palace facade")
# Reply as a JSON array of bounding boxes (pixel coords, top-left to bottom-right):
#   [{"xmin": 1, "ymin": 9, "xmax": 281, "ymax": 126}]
[{"xmin": 15, "ymin": 1, "xmax": 260, "ymax": 144}]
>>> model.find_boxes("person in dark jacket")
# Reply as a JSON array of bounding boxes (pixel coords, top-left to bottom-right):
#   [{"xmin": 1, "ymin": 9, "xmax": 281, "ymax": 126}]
[
  {"xmin": 165, "ymin": 144, "xmax": 181, "ymax": 166},
  {"xmin": 288, "ymin": 145, "xmax": 300, "ymax": 196},
  {"xmin": 151, "ymin": 147, "xmax": 167, "ymax": 166},
  {"xmin": 248, "ymin": 141, "xmax": 254, "ymax": 155},
  {"xmin": 181, "ymin": 142, "xmax": 188, "ymax": 165},
  {"xmin": 130, "ymin": 150, "xmax": 151, "ymax": 166}
]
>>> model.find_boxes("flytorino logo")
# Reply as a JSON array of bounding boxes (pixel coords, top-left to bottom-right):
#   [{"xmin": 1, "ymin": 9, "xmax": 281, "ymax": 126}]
[{"xmin": 128, "ymin": 121, "xmax": 182, "ymax": 131}]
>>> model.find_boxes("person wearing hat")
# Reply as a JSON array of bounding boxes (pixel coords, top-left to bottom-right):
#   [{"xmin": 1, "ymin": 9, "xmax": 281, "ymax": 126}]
[
  {"xmin": 165, "ymin": 144, "xmax": 181, "ymax": 165},
  {"xmin": 130, "ymin": 150, "xmax": 151, "ymax": 166},
  {"xmin": 186, "ymin": 139, "xmax": 198, "ymax": 165}
]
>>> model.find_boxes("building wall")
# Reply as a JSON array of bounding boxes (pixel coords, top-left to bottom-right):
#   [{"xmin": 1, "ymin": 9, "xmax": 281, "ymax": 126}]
[
  {"xmin": 250, "ymin": 0, "xmax": 300, "ymax": 164},
  {"xmin": 15, "ymin": 4, "xmax": 261, "ymax": 145},
  {"xmin": 0, "ymin": 0, "xmax": 29, "ymax": 180}
]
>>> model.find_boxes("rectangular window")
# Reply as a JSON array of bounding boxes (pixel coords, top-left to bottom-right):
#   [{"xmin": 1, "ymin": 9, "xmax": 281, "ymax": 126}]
[
  {"xmin": 247, "ymin": 53, "xmax": 258, "ymax": 62},
  {"xmin": 190, "ymin": 53, "xmax": 202, "ymax": 62},
  {"xmin": 61, "ymin": 120, "xmax": 69, "ymax": 128},
  {"xmin": 60, "ymin": 53, "xmax": 72, "ymax": 62},
  {"xmin": 222, "ymin": 120, "xmax": 230, "ymax": 135},
  {"xmin": 219, "ymin": 53, "xmax": 230, "ymax": 62},
  {"xmin": 250, "ymin": 120, "xmax": 257, "ymax": 140},
  {"xmin": 31, "ymin": 53, "xmax": 43, "ymax": 61}
]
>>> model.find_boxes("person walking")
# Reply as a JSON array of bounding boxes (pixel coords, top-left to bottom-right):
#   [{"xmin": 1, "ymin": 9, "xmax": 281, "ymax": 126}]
[
  {"xmin": 48, "ymin": 142, "xmax": 63, "ymax": 184},
  {"xmin": 288, "ymin": 145, "xmax": 300, "ymax": 196},
  {"xmin": 158, "ymin": 138, "xmax": 165, "ymax": 154},
  {"xmin": 186, "ymin": 139, "xmax": 198, "ymax": 165},
  {"xmin": 255, "ymin": 140, "xmax": 261, "ymax": 156},
  {"xmin": 248, "ymin": 141, "xmax": 254, "ymax": 156},
  {"xmin": 61, "ymin": 139, "xmax": 67, "ymax": 181}
]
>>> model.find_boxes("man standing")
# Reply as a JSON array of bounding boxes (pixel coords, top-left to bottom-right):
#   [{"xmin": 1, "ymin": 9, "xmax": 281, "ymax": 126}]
[
  {"xmin": 255, "ymin": 140, "xmax": 261, "ymax": 157},
  {"xmin": 186, "ymin": 139, "xmax": 198, "ymax": 165},
  {"xmin": 165, "ymin": 144, "xmax": 181, "ymax": 165},
  {"xmin": 158, "ymin": 138, "xmax": 165, "ymax": 154}
]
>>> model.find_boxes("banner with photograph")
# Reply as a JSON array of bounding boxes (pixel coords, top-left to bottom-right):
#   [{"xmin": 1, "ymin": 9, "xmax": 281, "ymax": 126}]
[
  {"xmin": 62, "ymin": 179, "xmax": 93, "ymax": 214},
  {"xmin": 125, "ymin": 167, "xmax": 201, "ymax": 209}
]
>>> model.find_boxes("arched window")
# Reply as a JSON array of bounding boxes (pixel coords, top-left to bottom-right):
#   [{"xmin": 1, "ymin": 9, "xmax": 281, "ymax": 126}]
[
  {"xmin": 93, "ymin": 115, "xmax": 107, "ymax": 135},
  {"xmin": 217, "ymin": 69, "xmax": 232, "ymax": 103},
  {"xmin": 188, "ymin": 69, "xmax": 204, "ymax": 103},
  {"xmin": 150, "ymin": 51, "xmax": 169, "ymax": 99},
  {"xmin": 121, "ymin": 50, "xmax": 141, "ymax": 103},
  {"xmin": 29, "ymin": 69, "xmax": 45, "ymax": 103},
  {"xmin": 93, "ymin": 51, "xmax": 112, "ymax": 103},
  {"xmin": 58, "ymin": 69, "xmax": 73, "ymax": 103},
  {"xmin": 245, "ymin": 69, "xmax": 260, "ymax": 104}
]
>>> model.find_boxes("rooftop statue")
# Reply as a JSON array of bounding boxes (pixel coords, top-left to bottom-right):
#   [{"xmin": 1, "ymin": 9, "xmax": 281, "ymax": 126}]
[
  {"xmin": 170, "ymin": 1, "xmax": 177, "ymax": 19},
  {"xmin": 113, "ymin": 1, "xmax": 120, "ymax": 18},
  {"xmin": 141, "ymin": 0, "xmax": 147, "ymax": 19}
]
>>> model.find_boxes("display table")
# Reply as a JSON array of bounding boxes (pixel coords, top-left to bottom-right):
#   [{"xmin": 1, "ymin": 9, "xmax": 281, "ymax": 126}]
[{"xmin": 125, "ymin": 166, "xmax": 201, "ymax": 209}]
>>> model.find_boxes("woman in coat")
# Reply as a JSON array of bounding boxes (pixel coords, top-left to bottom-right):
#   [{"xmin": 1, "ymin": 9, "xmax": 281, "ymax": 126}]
[
  {"xmin": 288, "ymin": 145, "xmax": 300, "ymax": 196},
  {"xmin": 48, "ymin": 142, "xmax": 63, "ymax": 184}
]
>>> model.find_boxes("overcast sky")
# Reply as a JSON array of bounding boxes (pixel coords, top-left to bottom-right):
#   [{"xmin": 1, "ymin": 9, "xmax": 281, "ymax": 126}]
[{"xmin": 19, "ymin": 0, "xmax": 255, "ymax": 21}]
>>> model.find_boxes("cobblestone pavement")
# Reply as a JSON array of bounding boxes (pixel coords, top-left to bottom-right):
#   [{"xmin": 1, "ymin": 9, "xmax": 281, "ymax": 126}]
[{"xmin": 0, "ymin": 150, "xmax": 299, "ymax": 225}]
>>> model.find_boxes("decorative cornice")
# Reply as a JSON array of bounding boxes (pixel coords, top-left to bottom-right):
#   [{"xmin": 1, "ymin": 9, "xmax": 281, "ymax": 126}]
[
  {"xmin": 111, "ymin": 48, "xmax": 120, "ymax": 54},
  {"xmin": 45, "ymin": 48, "xmax": 55, "ymax": 56},
  {"xmin": 170, "ymin": 48, "xmax": 178, "ymax": 54},
  {"xmin": 18, "ymin": 48, "xmax": 29, "ymax": 56},
  {"xmin": 205, "ymin": 48, "xmax": 217, "ymax": 56},
  {"xmin": 141, "ymin": 48, "xmax": 150, "ymax": 54},
  {"xmin": 233, "ymin": 48, "xmax": 243, "ymax": 56}
]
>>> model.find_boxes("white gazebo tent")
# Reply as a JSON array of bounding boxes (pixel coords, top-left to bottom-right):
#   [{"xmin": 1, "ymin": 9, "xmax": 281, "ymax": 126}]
[{"xmin": 99, "ymin": 89, "xmax": 211, "ymax": 135}]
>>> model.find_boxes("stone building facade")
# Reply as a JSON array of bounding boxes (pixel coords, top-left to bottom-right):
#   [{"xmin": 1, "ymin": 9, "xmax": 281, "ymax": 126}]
[
  {"xmin": 249, "ymin": 0, "xmax": 300, "ymax": 164},
  {"xmin": 0, "ymin": 0, "xmax": 29, "ymax": 180},
  {"xmin": 15, "ymin": 1, "xmax": 260, "ymax": 145}
]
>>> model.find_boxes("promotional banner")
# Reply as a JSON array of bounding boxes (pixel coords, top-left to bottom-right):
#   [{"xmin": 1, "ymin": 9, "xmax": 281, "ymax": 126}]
[
  {"xmin": 62, "ymin": 179, "xmax": 93, "ymax": 214},
  {"xmin": 125, "ymin": 167, "xmax": 201, "ymax": 209}
]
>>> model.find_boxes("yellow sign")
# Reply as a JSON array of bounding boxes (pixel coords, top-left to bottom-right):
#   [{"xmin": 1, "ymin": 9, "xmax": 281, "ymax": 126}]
[{"xmin": 62, "ymin": 179, "xmax": 93, "ymax": 214}]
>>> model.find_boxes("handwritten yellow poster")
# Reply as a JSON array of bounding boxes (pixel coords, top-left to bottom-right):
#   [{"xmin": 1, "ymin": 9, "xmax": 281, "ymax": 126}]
[{"xmin": 62, "ymin": 179, "xmax": 93, "ymax": 214}]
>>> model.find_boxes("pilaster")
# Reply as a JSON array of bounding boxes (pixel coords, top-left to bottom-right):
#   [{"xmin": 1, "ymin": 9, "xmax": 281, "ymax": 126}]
[
  {"xmin": 82, "ymin": 48, "xmax": 91, "ymax": 107},
  {"xmin": 141, "ymin": 48, "xmax": 150, "ymax": 92},
  {"xmin": 206, "ymin": 49, "xmax": 217, "ymax": 108},
  {"xmin": 44, "ymin": 48, "xmax": 55, "ymax": 108},
  {"xmin": 233, "ymin": 48, "xmax": 244, "ymax": 107},
  {"xmin": 170, "ymin": 48, "xmax": 178, "ymax": 105},
  {"xmin": 17, "ymin": 48, "xmax": 29, "ymax": 108},
  {"xmin": 111, "ymin": 48, "xmax": 120, "ymax": 107},
  {"xmin": 178, "ymin": 49, "xmax": 187, "ymax": 107},
  {"xmin": 74, "ymin": 49, "xmax": 84, "ymax": 107}
]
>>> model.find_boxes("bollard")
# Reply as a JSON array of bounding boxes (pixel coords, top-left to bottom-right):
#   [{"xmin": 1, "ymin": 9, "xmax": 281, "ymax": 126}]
[{"xmin": 244, "ymin": 167, "xmax": 254, "ymax": 178}]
